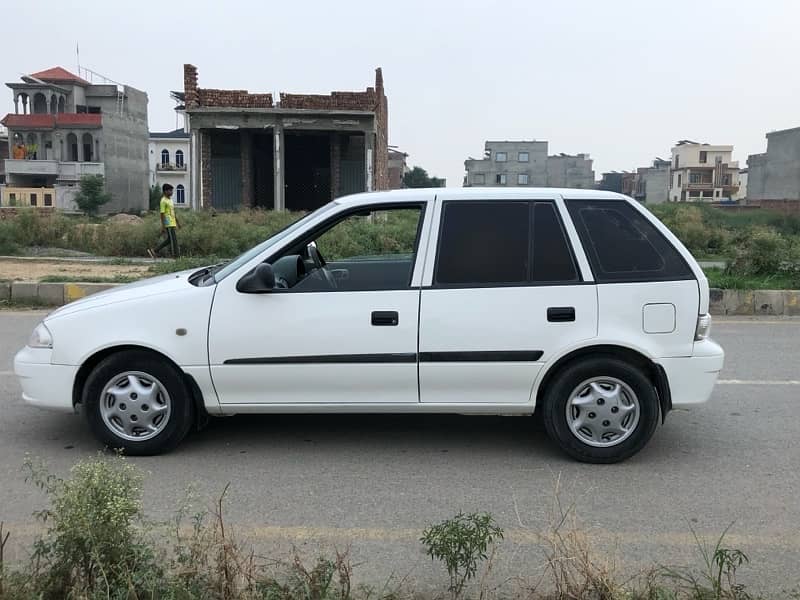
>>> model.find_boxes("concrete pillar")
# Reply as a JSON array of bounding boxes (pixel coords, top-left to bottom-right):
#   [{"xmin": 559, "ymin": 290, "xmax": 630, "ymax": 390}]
[
  {"xmin": 36, "ymin": 133, "xmax": 43, "ymax": 159},
  {"xmin": 365, "ymin": 131, "xmax": 374, "ymax": 192},
  {"xmin": 77, "ymin": 131, "xmax": 84, "ymax": 162},
  {"xmin": 21, "ymin": 95, "xmax": 28, "ymax": 114},
  {"xmin": 240, "ymin": 130, "xmax": 253, "ymax": 208},
  {"xmin": 46, "ymin": 96, "xmax": 51, "ymax": 114},
  {"xmin": 330, "ymin": 133, "xmax": 340, "ymax": 200},
  {"xmin": 190, "ymin": 129, "xmax": 199, "ymax": 209},
  {"xmin": 13, "ymin": 95, "xmax": 18, "ymax": 114},
  {"xmin": 273, "ymin": 123, "xmax": 285, "ymax": 210}
]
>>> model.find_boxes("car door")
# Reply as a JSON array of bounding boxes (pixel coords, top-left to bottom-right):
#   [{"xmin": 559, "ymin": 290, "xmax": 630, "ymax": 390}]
[
  {"xmin": 418, "ymin": 192, "xmax": 598, "ymax": 405},
  {"xmin": 207, "ymin": 198, "xmax": 432, "ymax": 407}
]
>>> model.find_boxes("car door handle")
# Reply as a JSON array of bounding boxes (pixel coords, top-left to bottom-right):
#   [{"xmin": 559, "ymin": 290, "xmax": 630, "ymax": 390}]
[
  {"xmin": 371, "ymin": 311, "xmax": 399, "ymax": 326},
  {"xmin": 547, "ymin": 307, "xmax": 575, "ymax": 322}
]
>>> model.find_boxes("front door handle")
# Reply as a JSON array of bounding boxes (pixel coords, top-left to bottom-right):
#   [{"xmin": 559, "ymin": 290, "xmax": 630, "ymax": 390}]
[
  {"xmin": 371, "ymin": 311, "xmax": 399, "ymax": 326},
  {"xmin": 547, "ymin": 306, "xmax": 575, "ymax": 322}
]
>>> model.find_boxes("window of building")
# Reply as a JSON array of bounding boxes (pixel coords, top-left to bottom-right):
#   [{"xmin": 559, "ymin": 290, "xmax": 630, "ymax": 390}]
[
  {"xmin": 715, "ymin": 190, "xmax": 721, "ymax": 198},
  {"xmin": 702, "ymin": 190, "xmax": 713, "ymax": 198},
  {"xmin": 722, "ymin": 174, "xmax": 731, "ymax": 186},
  {"xmin": 175, "ymin": 149, "xmax": 185, "ymax": 168},
  {"xmin": 532, "ymin": 203, "xmax": 579, "ymax": 282},
  {"xmin": 518, "ymin": 173, "xmax": 529, "ymax": 185},
  {"xmin": 699, "ymin": 151, "xmax": 707, "ymax": 163},
  {"xmin": 472, "ymin": 173, "xmax": 485, "ymax": 185},
  {"xmin": 716, "ymin": 155, "xmax": 723, "ymax": 164},
  {"xmin": 674, "ymin": 155, "xmax": 679, "ymax": 169},
  {"xmin": 175, "ymin": 184, "xmax": 186, "ymax": 204},
  {"xmin": 30, "ymin": 193, "xmax": 37, "ymax": 207},
  {"xmin": 689, "ymin": 190, "xmax": 701, "ymax": 198},
  {"xmin": 518, "ymin": 152, "xmax": 529, "ymax": 162},
  {"xmin": 161, "ymin": 149, "xmax": 170, "ymax": 166},
  {"xmin": 496, "ymin": 174, "xmax": 507, "ymax": 185},
  {"xmin": 495, "ymin": 152, "xmax": 507, "ymax": 162},
  {"xmin": 677, "ymin": 174, "xmax": 682, "ymax": 187},
  {"xmin": 689, "ymin": 172, "xmax": 702, "ymax": 184},
  {"xmin": 566, "ymin": 199, "xmax": 693, "ymax": 283},
  {"xmin": 435, "ymin": 202, "xmax": 529, "ymax": 286},
  {"xmin": 44, "ymin": 193, "xmax": 53, "ymax": 207}
]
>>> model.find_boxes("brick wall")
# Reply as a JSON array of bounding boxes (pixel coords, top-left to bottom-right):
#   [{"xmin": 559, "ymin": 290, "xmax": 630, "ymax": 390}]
[
  {"xmin": 0, "ymin": 207, "xmax": 54, "ymax": 220},
  {"xmin": 197, "ymin": 89, "xmax": 273, "ymax": 108},
  {"xmin": 184, "ymin": 64, "xmax": 199, "ymax": 108}
]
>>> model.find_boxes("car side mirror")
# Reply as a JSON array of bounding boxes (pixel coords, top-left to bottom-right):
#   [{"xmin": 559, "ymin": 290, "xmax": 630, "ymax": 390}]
[{"xmin": 236, "ymin": 263, "xmax": 276, "ymax": 293}]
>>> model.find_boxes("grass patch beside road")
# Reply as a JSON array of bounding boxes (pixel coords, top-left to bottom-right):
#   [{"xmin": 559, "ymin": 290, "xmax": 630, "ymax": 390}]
[{"xmin": 704, "ymin": 267, "xmax": 800, "ymax": 290}]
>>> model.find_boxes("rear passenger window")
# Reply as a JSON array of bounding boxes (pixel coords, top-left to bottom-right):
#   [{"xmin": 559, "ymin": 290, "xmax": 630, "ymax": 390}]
[
  {"xmin": 566, "ymin": 199, "xmax": 694, "ymax": 283},
  {"xmin": 532, "ymin": 203, "xmax": 578, "ymax": 283},
  {"xmin": 435, "ymin": 202, "xmax": 529, "ymax": 285}
]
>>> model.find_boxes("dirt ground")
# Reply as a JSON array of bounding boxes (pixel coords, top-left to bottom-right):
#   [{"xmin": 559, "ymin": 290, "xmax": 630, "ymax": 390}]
[{"xmin": 0, "ymin": 258, "xmax": 150, "ymax": 282}]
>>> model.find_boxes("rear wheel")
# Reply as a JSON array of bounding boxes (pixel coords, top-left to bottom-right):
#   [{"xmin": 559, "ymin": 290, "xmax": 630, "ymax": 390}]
[
  {"xmin": 83, "ymin": 351, "xmax": 194, "ymax": 455},
  {"xmin": 542, "ymin": 357, "xmax": 659, "ymax": 463}
]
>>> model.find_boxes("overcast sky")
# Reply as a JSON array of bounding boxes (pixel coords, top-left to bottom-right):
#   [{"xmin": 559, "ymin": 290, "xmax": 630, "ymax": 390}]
[{"xmin": 4, "ymin": 0, "xmax": 799, "ymax": 186}]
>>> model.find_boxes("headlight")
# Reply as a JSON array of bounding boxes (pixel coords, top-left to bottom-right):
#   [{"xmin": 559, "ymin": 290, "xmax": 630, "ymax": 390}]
[
  {"xmin": 28, "ymin": 322, "xmax": 53, "ymax": 349},
  {"xmin": 695, "ymin": 314, "xmax": 712, "ymax": 341}
]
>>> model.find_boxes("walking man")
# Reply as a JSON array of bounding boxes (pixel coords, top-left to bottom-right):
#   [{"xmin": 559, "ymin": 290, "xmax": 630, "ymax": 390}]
[{"xmin": 148, "ymin": 183, "xmax": 180, "ymax": 258}]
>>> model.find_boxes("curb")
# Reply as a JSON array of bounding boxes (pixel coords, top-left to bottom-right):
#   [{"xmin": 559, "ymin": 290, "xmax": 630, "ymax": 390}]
[
  {"xmin": 4, "ymin": 282, "xmax": 120, "ymax": 306},
  {"xmin": 709, "ymin": 288, "xmax": 800, "ymax": 316}
]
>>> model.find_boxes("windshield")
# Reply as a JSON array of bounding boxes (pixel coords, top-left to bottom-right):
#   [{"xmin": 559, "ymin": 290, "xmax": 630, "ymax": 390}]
[{"xmin": 212, "ymin": 201, "xmax": 338, "ymax": 282}]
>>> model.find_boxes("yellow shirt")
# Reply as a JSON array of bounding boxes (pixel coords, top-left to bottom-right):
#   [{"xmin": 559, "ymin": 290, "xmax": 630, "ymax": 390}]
[{"xmin": 160, "ymin": 196, "xmax": 176, "ymax": 228}]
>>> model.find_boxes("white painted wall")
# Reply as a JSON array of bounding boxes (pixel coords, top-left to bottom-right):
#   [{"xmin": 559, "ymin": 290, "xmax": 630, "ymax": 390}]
[{"xmin": 148, "ymin": 136, "xmax": 191, "ymax": 208}]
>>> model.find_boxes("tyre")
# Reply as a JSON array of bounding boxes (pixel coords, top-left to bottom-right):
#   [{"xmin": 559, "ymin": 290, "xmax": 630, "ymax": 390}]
[
  {"xmin": 541, "ymin": 357, "xmax": 660, "ymax": 463},
  {"xmin": 83, "ymin": 350, "xmax": 194, "ymax": 455}
]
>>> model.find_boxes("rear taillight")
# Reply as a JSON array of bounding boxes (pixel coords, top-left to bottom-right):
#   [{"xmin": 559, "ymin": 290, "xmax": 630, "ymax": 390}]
[{"xmin": 695, "ymin": 314, "xmax": 712, "ymax": 341}]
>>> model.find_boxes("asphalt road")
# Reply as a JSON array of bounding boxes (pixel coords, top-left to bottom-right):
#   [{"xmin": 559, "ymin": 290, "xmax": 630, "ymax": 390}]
[{"xmin": 1, "ymin": 311, "xmax": 798, "ymax": 594}]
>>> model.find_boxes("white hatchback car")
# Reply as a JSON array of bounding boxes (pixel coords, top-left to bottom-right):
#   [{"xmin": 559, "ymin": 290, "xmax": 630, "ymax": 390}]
[{"xmin": 15, "ymin": 188, "xmax": 724, "ymax": 462}]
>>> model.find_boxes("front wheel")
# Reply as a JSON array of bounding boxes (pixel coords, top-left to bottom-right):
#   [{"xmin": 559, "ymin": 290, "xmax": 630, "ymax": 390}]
[
  {"xmin": 541, "ymin": 357, "xmax": 660, "ymax": 463},
  {"xmin": 83, "ymin": 351, "xmax": 194, "ymax": 455}
]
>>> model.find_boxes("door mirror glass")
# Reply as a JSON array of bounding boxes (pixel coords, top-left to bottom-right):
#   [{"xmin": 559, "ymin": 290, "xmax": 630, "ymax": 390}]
[{"xmin": 236, "ymin": 263, "xmax": 276, "ymax": 293}]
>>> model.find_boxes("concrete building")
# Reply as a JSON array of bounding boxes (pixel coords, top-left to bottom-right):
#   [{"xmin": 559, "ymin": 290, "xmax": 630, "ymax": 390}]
[
  {"xmin": 0, "ymin": 66, "xmax": 149, "ymax": 212},
  {"xmin": 633, "ymin": 158, "xmax": 671, "ymax": 204},
  {"xmin": 746, "ymin": 126, "xmax": 800, "ymax": 202},
  {"xmin": 387, "ymin": 149, "xmax": 408, "ymax": 189},
  {"xmin": 735, "ymin": 168, "xmax": 748, "ymax": 201},
  {"xmin": 463, "ymin": 141, "xmax": 593, "ymax": 188},
  {"xmin": 180, "ymin": 64, "xmax": 388, "ymax": 211},
  {"xmin": 668, "ymin": 140, "xmax": 739, "ymax": 202},
  {"xmin": 149, "ymin": 128, "xmax": 191, "ymax": 208},
  {"xmin": 0, "ymin": 125, "xmax": 8, "ymax": 184}
]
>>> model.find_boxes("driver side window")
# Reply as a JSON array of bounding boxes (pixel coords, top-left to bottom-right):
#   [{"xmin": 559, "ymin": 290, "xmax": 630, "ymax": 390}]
[{"xmin": 271, "ymin": 205, "xmax": 424, "ymax": 293}]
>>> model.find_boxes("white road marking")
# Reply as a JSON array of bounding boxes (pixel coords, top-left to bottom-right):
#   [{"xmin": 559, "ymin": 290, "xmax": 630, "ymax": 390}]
[{"xmin": 718, "ymin": 379, "xmax": 800, "ymax": 385}]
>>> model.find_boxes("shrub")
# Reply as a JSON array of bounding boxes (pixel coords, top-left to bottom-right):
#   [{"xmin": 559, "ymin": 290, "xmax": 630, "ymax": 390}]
[
  {"xmin": 727, "ymin": 227, "xmax": 792, "ymax": 276},
  {"xmin": 74, "ymin": 175, "xmax": 112, "ymax": 216},
  {"xmin": 0, "ymin": 223, "xmax": 18, "ymax": 255},
  {"xmin": 421, "ymin": 512, "xmax": 503, "ymax": 600}
]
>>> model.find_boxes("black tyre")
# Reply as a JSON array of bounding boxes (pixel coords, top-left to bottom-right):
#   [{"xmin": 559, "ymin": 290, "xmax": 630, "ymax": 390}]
[
  {"xmin": 83, "ymin": 350, "xmax": 194, "ymax": 455},
  {"xmin": 541, "ymin": 357, "xmax": 659, "ymax": 463}
]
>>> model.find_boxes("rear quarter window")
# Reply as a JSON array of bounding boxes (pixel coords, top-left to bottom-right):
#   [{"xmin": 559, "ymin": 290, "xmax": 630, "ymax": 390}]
[{"xmin": 566, "ymin": 199, "xmax": 694, "ymax": 283}]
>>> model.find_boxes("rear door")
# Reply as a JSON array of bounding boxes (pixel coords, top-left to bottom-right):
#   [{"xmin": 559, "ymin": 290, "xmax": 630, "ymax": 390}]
[{"xmin": 417, "ymin": 193, "xmax": 598, "ymax": 405}]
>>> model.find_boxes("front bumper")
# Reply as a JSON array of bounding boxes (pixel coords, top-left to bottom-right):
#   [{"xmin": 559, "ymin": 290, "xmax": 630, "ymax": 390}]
[
  {"xmin": 14, "ymin": 347, "xmax": 78, "ymax": 413},
  {"xmin": 657, "ymin": 339, "xmax": 725, "ymax": 407}
]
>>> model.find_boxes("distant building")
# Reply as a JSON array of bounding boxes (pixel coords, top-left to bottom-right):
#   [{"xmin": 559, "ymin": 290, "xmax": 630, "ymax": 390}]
[
  {"xmin": 633, "ymin": 158, "xmax": 671, "ymax": 204},
  {"xmin": 735, "ymin": 168, "xmax": 748, "ymax": 201},
  {"xmin": 0, "ymin": 66, "xmax": 149, "ymax": 212},
  {"xmin": 668, "ymin": 140, "xmax": 739, "ymax": 202},
  {"xmin": 599, "ymin": 172, "xmax": 625, "ymax": 193},
  {"xmin": 464, "ymin": 140, "xmax": 593, "ymax": 188},
  {"xmin": 746, "ymin": 126, "xmax": 800, "ymax": 202},
  {"xmin": 181, "ymin": 64, "xmax": 388, "ymax": 211},
  {"xmin": 387, "ymin": 149, "xmax": 408, "ymax": 189},
  {"xmin": 149, "ymin": 128, "xmax": 191, "ymax": 208},
  {"xmin": 0, "ymin": 125, "xmax": 8, "ymax": 184}
]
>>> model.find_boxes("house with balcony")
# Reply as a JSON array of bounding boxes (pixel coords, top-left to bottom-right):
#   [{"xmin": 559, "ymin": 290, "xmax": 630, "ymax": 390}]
[
  {"xmin": 149, "ymin": 128, "xmax": 191, "ymax": 208},
  {"xmin": 668, "ymin": 140, "xmax": 740, "ymax": 202},
  {"xmin": 0, "ymin": 66, "xmax": 149, "ymax": 212}
]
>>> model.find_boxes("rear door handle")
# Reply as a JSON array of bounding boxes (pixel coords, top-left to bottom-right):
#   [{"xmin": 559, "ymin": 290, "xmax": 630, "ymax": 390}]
[
  {"xmin": 547, "ymin": 307, "xmax": 575, "ymax": 322},
  {"xmin": 371, "ymin": 311, "xmax": 399, "ymax": 326}
]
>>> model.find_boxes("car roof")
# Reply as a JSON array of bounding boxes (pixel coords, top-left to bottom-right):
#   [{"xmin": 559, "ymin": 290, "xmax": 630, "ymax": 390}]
[{"xmin": 334, "ymin": 187, "xmax": 631, "ymax": 205}]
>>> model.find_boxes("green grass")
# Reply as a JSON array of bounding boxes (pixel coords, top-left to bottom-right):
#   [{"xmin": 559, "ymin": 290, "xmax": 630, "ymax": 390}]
[{"xmin": 704, "ymin": 267, "xmax": 799, "ymax": 290}]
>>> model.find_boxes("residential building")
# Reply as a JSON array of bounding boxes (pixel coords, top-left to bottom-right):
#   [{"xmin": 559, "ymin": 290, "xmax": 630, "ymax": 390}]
[
  {"xmin": 463, "ymin": 140, "xmax": 593, "ymax": 188},
  {"xmin": 746, "ymin": 126, "xmax": 800, "ymax": 202},
  {"xmin": 633, "ymin": 158, "xmax": 671, "ymax": 204},
  {"xmin": 735, "ymin": 168, "xmax": 748, "ymax": 201},
  {"xmin": 1, "ymin": 67, "xmax": 148, "ymax": 212},
  {"xmin": 599, "ymin": 172, "xmax": 627, "ymax": 194},
  {"xmin": 180, "ymin": 64, "xmax": 388, "ymax": 211},
  {"xmin": 387, "ymin": 148, "xmax": 408, "ymax": 189},
  {"xmin": 149, "ymin": 128, "xmax": 191, "ymax": 208},
  {"xmin": 0, "ymin": 125, "xmax": 8, "ymax": 184},
  {"xmin": 668, "ymin": 140, "xmax": 739, "ymax": 202}
]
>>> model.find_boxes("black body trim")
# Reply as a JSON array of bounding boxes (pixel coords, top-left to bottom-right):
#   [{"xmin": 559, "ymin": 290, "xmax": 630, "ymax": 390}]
[
  {"xmin": 224, "ymin": 350, "xmax": 545, "ymax": 365},
  {"xmin": 653, "ymin": 363, "xmax": 672, "ymax": 424},
  {"xmin": 224, "ymin": 353, "xmax": 417, "ymax": 365},
  {"xmin": 419, "ymin": 351, "xmax": 544, "ymax": 362}
]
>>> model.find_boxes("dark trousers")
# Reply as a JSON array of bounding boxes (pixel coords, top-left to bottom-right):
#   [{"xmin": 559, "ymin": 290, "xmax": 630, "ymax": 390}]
[{"xmin": 155, "ymin": 227, "xmax": 179, "ymax": 257}]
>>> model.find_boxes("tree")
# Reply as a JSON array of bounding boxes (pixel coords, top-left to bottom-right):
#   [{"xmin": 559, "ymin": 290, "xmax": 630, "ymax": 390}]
[
  {"xmin": 149, "ymin": 184, "xmax": 163, "ymax": 211},
  {"xmin": 74, "ymin": 175, "xmax": 112, "ymax": 216},
  {"xmin": 403, "ymin": 166, "xmax": 445, "ymax": 188}
]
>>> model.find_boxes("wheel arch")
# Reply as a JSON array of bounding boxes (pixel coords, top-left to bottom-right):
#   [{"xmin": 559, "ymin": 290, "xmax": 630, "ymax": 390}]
[
  {"xmin": 72, "ymin": 344, "xmax": 209, "ymax": 425},
  {"xmin": 533, "ymin": 344, "xmax": 671, "ymax": 423}
]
